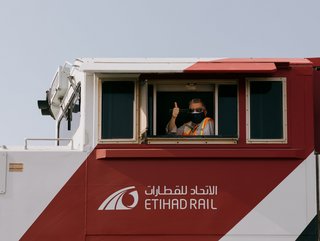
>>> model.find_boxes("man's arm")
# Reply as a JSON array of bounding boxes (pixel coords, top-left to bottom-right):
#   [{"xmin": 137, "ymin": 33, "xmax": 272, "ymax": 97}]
[
  {"xmin": 167, "ymin": 102, "xmax": 180, "ymax": 133},
  {"xmin": 167, "ymin": 117, "xmax": 177, "ymax": 133}
]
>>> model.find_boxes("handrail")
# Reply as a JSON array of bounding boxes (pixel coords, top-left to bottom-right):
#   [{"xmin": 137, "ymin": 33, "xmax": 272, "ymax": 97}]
[{"xmin": 24, "ymin": 138, "xmax": 73, "ymax": 150}]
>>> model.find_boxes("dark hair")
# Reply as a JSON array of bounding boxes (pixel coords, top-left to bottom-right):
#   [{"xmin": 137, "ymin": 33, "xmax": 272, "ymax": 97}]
[{"xmin": 189, "ymin": 98, "xmax": 206, "ymax": 109}]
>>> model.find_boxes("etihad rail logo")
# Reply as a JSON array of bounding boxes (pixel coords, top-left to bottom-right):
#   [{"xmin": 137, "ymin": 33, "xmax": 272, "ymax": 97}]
[
  {"xmin": 98, "ymin": 186, "xmax": 139, "ymax": 211},
  {"xmin": 98, "ymin": 185, "xmax": 219, "ymax": 211}
]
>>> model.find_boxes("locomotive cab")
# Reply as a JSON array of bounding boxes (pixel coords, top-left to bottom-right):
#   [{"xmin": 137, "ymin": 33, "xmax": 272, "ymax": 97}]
[
  {"xmin": 11, "ymin": 57, "xmax": 317, "ymax": 241},
  {"xmin": 47, "ymin": 59, "xmax": 290, "ymax": 149}
]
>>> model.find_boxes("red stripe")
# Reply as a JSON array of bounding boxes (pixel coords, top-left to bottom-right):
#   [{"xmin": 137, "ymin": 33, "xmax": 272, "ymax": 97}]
[
  {"xmin": 20, "ymin": 147, "xmax": 305, "ymax": 240},
  {"xmin": 184, "ymin": 62, "xmax": 277, "ymax": 73}
]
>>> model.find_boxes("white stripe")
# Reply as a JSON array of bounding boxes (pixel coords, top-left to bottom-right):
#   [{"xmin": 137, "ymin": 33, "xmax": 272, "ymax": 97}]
[
  {"xmin": 76, "ymin": 58, "xmax": 225, "ymax": 73},
  {"xmin": 0, "ymin": 150, "xmax": 89, "ymax": 241},
  {"xmin": 221, "ymin": 152, "xmax": 317, "ymax": 240}
]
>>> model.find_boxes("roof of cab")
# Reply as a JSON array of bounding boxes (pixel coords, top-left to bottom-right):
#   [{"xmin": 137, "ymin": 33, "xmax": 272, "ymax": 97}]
[{"xmin": 73, "ymin": 57, "xmax": 316, "ymax": 74}]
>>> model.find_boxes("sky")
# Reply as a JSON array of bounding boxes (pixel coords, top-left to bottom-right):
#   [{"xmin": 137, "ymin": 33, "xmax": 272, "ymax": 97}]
[{"xmin": 0, "ymin": 0, "xmax": 319, "ymax": 145}]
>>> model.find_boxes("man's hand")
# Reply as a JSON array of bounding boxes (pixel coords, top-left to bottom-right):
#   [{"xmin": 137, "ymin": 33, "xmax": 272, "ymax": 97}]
[
  {"xmin": 167, "ymin": 102, "xmax": 179, "ymax": 133},
  {"xmin": 172, "ymin": 102, "xmax": 180, "ymax": 119}
]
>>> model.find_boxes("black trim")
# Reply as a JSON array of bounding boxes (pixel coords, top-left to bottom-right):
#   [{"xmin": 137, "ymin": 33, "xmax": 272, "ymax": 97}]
[{"xmin": 296, "ymin": 215, "xmax": 318, "ymax": 241}]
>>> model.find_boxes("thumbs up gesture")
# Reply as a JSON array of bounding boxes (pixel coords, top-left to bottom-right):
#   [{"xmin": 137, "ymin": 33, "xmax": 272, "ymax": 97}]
[{"xmin": 172, "ymin": 102, "xmax": 180, "ymax": 119}]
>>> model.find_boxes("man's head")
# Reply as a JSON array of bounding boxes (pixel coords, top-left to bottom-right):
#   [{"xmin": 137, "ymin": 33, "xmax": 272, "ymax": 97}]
[
  {"xmin": 189, "ymin": 98, "xmax": 207, "ymax": 114},
  {"xmin": 189, "ymin": 98, "xmax": 207, "ymax": 124}
]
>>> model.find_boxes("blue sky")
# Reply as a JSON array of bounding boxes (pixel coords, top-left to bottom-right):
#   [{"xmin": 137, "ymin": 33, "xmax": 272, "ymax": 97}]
[{"xmin": 0, "ymin": 0, "xmax": 319, "ymax": 145}]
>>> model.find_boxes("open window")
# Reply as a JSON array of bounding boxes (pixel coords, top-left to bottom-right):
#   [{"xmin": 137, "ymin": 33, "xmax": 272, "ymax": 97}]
[
  {"xmin": 246, "ymin": 77, "xmax": 287, "ymax": 143},
  {"xmin": 99, "ymin": 79, "xmax": 137, "ymax": 142},
  {"xmin": 146, "ymin": 80, "xmax": 238, "ymax": 144}
]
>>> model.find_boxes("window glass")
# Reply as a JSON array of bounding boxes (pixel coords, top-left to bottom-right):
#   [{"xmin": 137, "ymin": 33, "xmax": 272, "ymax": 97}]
[
  {"xmin": 218, "ymin": 85, "xmax": 238, "ymax": 137},
  {"xmin": 250, "ymin": 81, "xmax": 283, "ymax": 139},
  {"xmin": 101, "ymin": 81, "xmax": 134, "ymax": 139}
]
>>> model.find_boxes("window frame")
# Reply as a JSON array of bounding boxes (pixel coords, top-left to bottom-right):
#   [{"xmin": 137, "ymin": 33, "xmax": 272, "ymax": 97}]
[
  {"xmin": 98, "ymin": 75, "xmax": 140, "ymax": 144},
  {"xmin": 246, "ymin": 77, "xmax": 288, "ymax": 144},
  {"xmin": 146, "ymin": 79, "xmax": 239, "ymax": 144}
]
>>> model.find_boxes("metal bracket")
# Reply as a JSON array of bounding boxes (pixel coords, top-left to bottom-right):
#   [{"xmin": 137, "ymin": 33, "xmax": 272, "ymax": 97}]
[{"xmin": 0, "ymin": 152, "xmax": 7, "ymax": 194}]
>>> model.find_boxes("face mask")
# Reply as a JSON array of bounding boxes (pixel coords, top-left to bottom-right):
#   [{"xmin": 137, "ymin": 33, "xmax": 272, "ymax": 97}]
[{"xmin": 190, "ymin": 112, "xmax": 205, "ymax": 124}]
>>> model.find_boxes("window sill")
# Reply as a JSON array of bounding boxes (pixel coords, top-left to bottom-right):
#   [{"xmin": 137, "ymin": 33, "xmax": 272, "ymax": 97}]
[
  {"xmin": 146, "ymin": 137, "xmax": 238, "ymax": 145},
  {"xmin": 246, "ymin": 139, "xmax": 288, "ymax": 144}
]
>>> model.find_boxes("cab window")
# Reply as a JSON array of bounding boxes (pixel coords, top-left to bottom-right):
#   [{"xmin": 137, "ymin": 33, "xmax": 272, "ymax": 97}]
[
  {"xmin": 147, "ymin": 81, "xmax": 238, "ymax": 141},
  {"xmin": 247, "ymin": 78, "xmax": 287, "ymax": 143}
]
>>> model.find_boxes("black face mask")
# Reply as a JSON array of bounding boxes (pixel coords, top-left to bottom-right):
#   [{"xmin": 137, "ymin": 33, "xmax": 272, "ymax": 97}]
[{"xmin": 190, "ymin": 112, "xmax": 205, "ymax": 124}]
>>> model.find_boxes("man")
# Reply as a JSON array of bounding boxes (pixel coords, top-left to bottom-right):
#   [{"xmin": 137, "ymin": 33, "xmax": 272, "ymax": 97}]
[{"xmin": 166, "ymin": 98, "xmax": 214, "ymax": 136}]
